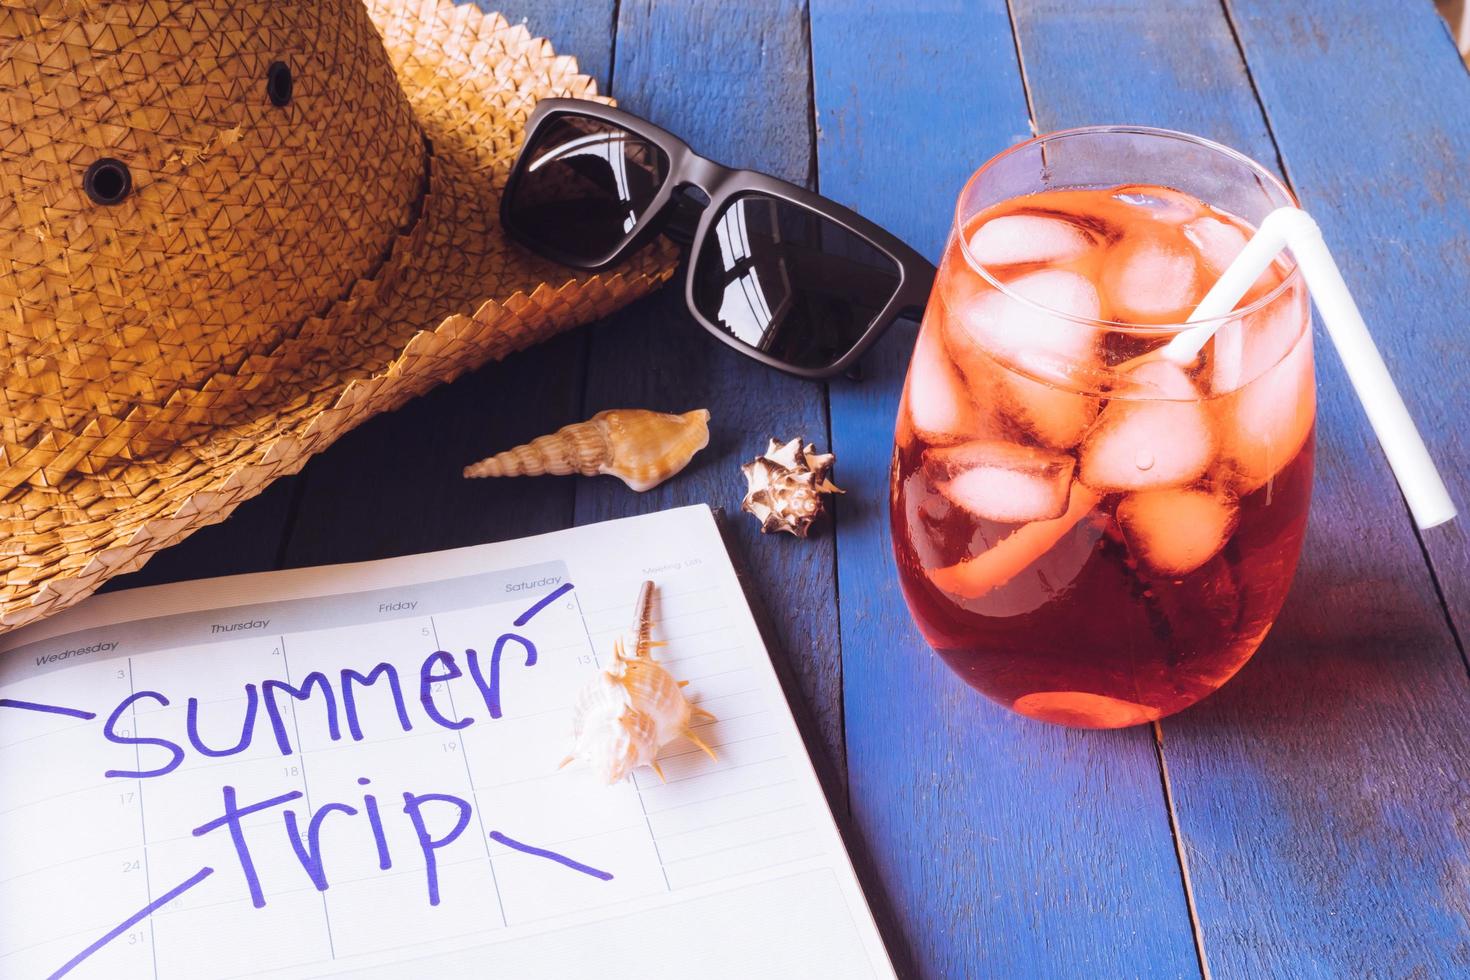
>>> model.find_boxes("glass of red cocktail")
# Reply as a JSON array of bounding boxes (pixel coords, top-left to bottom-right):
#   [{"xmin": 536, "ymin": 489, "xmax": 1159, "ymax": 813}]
[{"xmin": 891, "ymin": 127, "xmax": 1314, "ymax": 728}]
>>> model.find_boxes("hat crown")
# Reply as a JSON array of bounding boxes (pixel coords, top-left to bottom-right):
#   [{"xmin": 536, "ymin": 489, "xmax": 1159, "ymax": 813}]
[{"xmin": 0, "ymin": 0, "xmax": 425, "ymax": 459}]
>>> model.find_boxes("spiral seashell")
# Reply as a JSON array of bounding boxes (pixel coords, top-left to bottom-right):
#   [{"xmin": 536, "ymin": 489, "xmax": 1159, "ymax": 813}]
[
  {"xmin": 560, "ymin": 581, "xmax": 717, "ymax": 784},
  {"xmin": 464, "ymin": 408, "xmax": 710, "ymax": 492},
  {"xmin": 741, "ymin": 436, "xmax": 844, "ymax": 537}
]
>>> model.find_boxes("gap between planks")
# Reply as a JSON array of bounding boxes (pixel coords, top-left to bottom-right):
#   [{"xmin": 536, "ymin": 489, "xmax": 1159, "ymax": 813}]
[
  {"xmin": 1002, "ymin": 0, "xmax": 1209, "ymax": 972},
  {"xmin": 799, "ymin": 0, "xmax": 852, "ymax": 823},
  {"xmin": 1153, "ymin": 722, "xmax": 1212, "ymax": 980},
  {"xmin": 1216, "ymin": 0, "xmax": 1469, "ymax": 681}
]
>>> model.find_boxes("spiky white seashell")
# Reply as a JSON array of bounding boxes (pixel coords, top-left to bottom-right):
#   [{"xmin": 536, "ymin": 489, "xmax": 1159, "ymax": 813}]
[{"xmin": 561, "ymin": 583, "xmax": 716, "ymax": 784}]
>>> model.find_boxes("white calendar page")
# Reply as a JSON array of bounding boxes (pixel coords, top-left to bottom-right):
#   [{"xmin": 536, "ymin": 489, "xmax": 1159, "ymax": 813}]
[{"xmin": 0, "ymin": 506, "xmax": 892, "ymax": 980}]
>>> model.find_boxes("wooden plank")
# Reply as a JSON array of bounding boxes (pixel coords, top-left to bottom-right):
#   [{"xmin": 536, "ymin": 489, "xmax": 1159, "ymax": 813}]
[
  {"xmin": 577, "ymin": 0, "xmax": 850, "ymax": 804},
  {"xmin": 1224, "ymin": 0, "xmax": 1470, "ymax": 657},
  {"xmin": 812, "ymin": 3, "xmax": 1201, "ymax": 976},
  {"xmin": 1015, "ymin": 0, "xmax": 1280, "ymax": 160},
  {"xmin": 280, "ymin": 331, "xmax": 587, "ymax": 567},
  {"xmin": 482, "ymin": 0, "xmax": 617, "ymax": 90},
  {"xmin": 1010, "ymin": 0, "xmax": 1470, "ymax": 974}
]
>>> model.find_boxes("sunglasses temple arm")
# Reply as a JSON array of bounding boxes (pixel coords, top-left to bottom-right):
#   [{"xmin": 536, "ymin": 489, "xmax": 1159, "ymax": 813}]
[
  {"xmin": 897, "ymin": 258, "xmax": 938, "ymax": 319},
  {"xmin": 839, "ymin": 258, "xmax": 935, "ymax": 383}
]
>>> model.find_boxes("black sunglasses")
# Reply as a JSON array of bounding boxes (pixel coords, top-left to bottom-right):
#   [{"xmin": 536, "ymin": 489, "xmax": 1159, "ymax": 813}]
[{"xmin": 501, "ymin": 99, "xmax": 936, "ymax": 379}]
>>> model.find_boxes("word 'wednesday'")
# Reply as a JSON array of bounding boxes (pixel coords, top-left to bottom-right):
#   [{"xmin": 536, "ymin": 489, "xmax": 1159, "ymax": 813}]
[{"xmin": 2, "ymin": 582, "xmax": 619, "ymax": 979}]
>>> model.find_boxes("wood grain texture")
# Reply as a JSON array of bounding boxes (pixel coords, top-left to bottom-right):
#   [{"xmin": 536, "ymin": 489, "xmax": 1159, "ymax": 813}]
[
  {"xmin": 280, "ymin": 331, "xmax": 587, "ymax": 567},
  {"xmin": 1012, "ymin": 0, "xmax": 1470, "ymax": 974},
  {"xmin": 278, "ymin": 1, "xmax": 619, "ymax": 570},
  {"xmin": 813, "ymin": 2, "xmax": 1200, "ymax": 976},
  {"xmin": 578, "ymin": 0, "xmax": 850, "ymax": 805},
  {"xmin": 1013, "ymin": 0, "xmax": 1278, "ymax": 157},
  {"xmin": 1224, "ymin": 0, "xmax": 1470, "ymax": 661}
]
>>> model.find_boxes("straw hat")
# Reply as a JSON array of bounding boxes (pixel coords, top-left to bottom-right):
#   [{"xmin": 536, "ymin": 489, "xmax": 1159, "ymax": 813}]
[{"xmin": 0, "ymin": 0, "xmax": 676, "ymax": 633}]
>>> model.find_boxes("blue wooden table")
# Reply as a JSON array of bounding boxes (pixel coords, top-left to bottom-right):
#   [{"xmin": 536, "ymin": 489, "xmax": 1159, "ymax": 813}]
[{"xmin": 112, "ymin": 2, "xmax": 1470, "ymax": 975}]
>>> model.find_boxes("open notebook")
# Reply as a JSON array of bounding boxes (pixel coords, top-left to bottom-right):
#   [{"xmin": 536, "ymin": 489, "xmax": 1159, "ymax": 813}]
[{"xmin": 0, "ymin": 505, "xmax": 893, "ymax": 979}]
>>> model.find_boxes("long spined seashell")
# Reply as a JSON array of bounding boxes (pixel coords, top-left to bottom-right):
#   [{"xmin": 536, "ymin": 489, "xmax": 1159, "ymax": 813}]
[
  {"xmin": 560, "ymin": 581, "xmax": 717, "ymax": 785},
  {"xmin": 464, "ymin": 408, "xmax": 710, "ymax": 492}
]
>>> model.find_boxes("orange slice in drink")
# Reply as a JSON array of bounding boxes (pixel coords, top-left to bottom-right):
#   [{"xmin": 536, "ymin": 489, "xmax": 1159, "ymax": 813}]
[
  {"xmin": 926, "ymin": 482, "xmax": 1101, "ymax": 599},
  {"xmin": 1011, "ymin": 691, "xmax": 1162, "ymax": 728}
]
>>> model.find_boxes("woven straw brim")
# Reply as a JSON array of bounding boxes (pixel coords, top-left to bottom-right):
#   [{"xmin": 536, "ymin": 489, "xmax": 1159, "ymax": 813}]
[{"xmin": 0, "ymin": 0, "xmax": 676, "ymax": 633}]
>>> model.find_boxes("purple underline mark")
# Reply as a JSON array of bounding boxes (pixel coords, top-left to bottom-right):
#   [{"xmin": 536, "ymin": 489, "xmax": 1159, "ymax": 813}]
[
  {"xmin": 49, "ymin": 866, "xmax": 214, "ymax": 979},
  {"xmin": 0, "ymin": 698, "xmax": 97, "ymax": 721},
  {"xmin": 514, "ymin": 583, "xmax": 575, "ymax": 626},
  {"xmin": 489, "ymin": 830, "xmax": 614, "ymax": 880}
]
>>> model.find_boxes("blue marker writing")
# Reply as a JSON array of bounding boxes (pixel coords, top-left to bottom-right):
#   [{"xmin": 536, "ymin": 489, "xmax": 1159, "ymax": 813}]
[
  {"xmin": 402, "ymin": 791, "xmax": 472, "ymax": 906},
  {"xmin": 186, "ymin": 684, "xmax": 258, "ymax": 758},
  {"xmin": 466, "ymin": 633, "xmax": 537, "ymax": 720},
  {"xmin": 0, "ymin": 698, "xmax": 96, "ymax": 721},
  {"xmin": 460, "ymin": 585, "xmax": 565, "ymax": 718},
  {"xmin": 489, "ymin": 830, "xmax": 614, "ymax": 880},
  {"xmin": 48, "ymin": 866, "xmax": 214, "ymax": 979},
  {"xmin": 285, "ymin": 802, "xmax": 358, "ymax": 892},
  {"xmin": 342, "ymin": 662, "xmax": 413, "ymax": 740},
  {"xmin": 262, "ymin": 672, "xmax": 339, "ymax": 755},
  {"xmin": 103, "ymin": 691, "xmax": 183, "ymax": 779},
  {"xmin": 419, "ymin": 651, "xmax": 471, "ymax": 730},
  {"xmin": 514, "ymin": 582, "xmax": 575, "ymax": 626},
  {"xmin": 360, "ymin": 777, "xmax": 393, "ymax": 870},
  {"xmin": 192, "ymin": 785, "xmax": 303, "ymax": 908}
]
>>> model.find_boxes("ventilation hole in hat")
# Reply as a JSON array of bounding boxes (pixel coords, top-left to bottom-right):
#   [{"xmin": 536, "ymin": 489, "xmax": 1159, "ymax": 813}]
[
  {"xmin": 266, "ymin": 61, "xmax": 293, "ymax": 107},
  {"xmin": 83, "ymin": 159, "xmax": 132, "ymax": 206}
]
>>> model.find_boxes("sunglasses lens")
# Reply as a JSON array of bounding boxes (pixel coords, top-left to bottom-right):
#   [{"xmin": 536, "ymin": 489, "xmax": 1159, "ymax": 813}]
[
  {"xmin": 691, "ymin": 193, "xmax": 902, "ymax": 371},
  {"xmin": 506, "ymin": 114, "xmax": 670, "ymax": 263}
]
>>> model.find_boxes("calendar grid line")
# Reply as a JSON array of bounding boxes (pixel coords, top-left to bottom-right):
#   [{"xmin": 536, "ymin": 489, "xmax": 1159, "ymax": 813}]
[
  {"xmin": 142, "ymin": 850, "xmax": 503, "ymax": 928},
  {"xmin": 204, "ymin": 860, "xmax": 840, "ymax": 980},
  {"xmin": 661, "ymin": 826, "xmax": 821, "ymax": 866},
  {"xmin": 0, "ymin": 842, "xmax": 829, "ymax": 973},
  {"xmin": 429, "ymin": 615, "xmax": 509, "ymax": 930},
  {"xmin": 577, "ymin": 581, "xmax": 719, "ymax": 616},
  {"xmin": 278, "ymin": 635, "xmax": 338, "ymax": 962},
  {"xmin": 125, "ymin": 656, "xmax": 161, "ymax": 980},
  {"xmin": 652, "ymin": 850, "xmax": 829, "ymax": 893},
  {"xmin": 584, "ymin": 613, "xmax": 733, "ymax": 635},
  {"xmin": 643, "ymin": 752, "xmax": 789, "ymax": 788},
  {"xmin": 0, "ymin": 775, "xmax": 123, "ymax": 817},
  {"xmin": 655, "ymin": 802, "xmax": 808, "ymax": 842},
  {"xmin": 0, "ymin": 839, "xmax": 141, "ymax": 886},
  {"xmin": 479, "ymin": 799, "xmax": 810, "ymax": 854},
  {"xmin": 645, "ymin": 727, "xmax": 782, "ymax": 767},
  {"xmin": 582, "ymin": 604, "xmax": 730, "ymax": 632},
  {"xmin": 660, "ymin": 643, "xmax": 743, "ymax": 667},
  {"xmin": 573, "ymin": 590, "xmax": 672, "ymax": 893},
  {"xmin": 486, "ymin": 816, "xmax": 667, "ymax": 853},
  {"xmin": 644, "ymin": 777, "xmax": 800, "ymax": 817},
  {"xmin": 0, "ymin": 714, "xmax": 97, "ymax": 751}
]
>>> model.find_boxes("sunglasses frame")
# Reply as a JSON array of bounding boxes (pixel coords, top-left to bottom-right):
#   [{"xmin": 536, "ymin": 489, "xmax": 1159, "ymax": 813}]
[{"xmin": 502, "ymin": 98, "xmax": 937, "ymax": 379}]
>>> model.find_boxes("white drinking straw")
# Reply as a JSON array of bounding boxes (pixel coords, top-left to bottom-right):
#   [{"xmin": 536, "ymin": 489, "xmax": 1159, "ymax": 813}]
[{"xmin": 1159, "ymin": 206, "xmax": 1456, "ymax": 530}]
